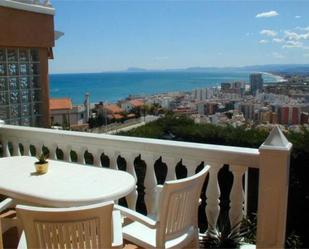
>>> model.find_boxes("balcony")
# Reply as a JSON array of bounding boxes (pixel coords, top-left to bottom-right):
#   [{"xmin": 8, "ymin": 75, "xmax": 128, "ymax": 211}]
[
  {"xmin": 1, "ymin": 0, "xmax": 54, "ymax": 15},
  {"xmin": 0, "ymin": 123, "xmax": 291, "ymax": 248}
]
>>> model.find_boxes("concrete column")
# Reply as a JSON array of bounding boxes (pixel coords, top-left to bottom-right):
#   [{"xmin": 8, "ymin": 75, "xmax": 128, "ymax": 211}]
[{"xmin": 256, "ymin": 126, "xmax": 292, "ymax": 248}]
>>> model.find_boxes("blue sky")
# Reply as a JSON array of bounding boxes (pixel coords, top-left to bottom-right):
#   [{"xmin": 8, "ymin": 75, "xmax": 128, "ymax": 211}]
[{"xmin": 50, "ymin": 0, "xmax": 309, "ymax": 73}]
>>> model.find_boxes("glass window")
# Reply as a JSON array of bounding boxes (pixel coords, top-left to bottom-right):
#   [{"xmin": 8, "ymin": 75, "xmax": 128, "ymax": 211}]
[
  {"xmin": 7, "ymin": 49, "xmax": 18, "ymax": 62},
  {"xmin": 8, "ymin": 63, "xmax": 18, "ymax": 76},
  {"xmin": 32, "ymin": 90, "xmax": 41, "ymax": 102},
  {"xmin": 19, "ymin": 49, "xmax": 29, "ymax": 62},
  {"xmin": 0, "ymin": 49, "xmax": 6, "ymax": 62},
  {"xmin": 0, "ymin": 47, "xmax": 41, "ymax": 126},
  {"xmin": 21, "ymin": 117, "xmax": 31, "ymax": 126},
  {"xmin": 0, "ymin": 78, "xmax": 7, "ymax": 91},
  {"xmin": 10, "ymin": 105, "xmax": 20, "ymax": 118},
  {"xmin": 0, "ymin": 106, "xmax": 8, "ymax": 119},
  {"xmin": 21, "ymin": 104, "xmax": 30, "ymax": 116},
  {"xmin": 8, "ymin": 77, "xmax": 18, "ymax": 89},
  {"xmin": 30, "ymin": 49, "xmax": 39, "ymax": 62},
  {"xmin": 29, "ymin": 63, "xmax": 39, "ymax": 75},
  {"xmin": 19, "ymin": 77, "xmax": 29, "ymax": 89},
  {"xmin": 21, "ymin": 90, "xmax": 30, "ymax": 102},
  {"xmin": 30, "ymin": 76, "xmax": 40, "ymax": 88},
  {"xmin": 33, "ymin": 103, "xmax": 40, "ymax": 115},
  {"xmin": 10, "ymin": 91, "xmax": 19, "ymax": 104},
  {"xmin": 20, "ymin": 63, "xmax": 28, "ymax": 75},
  {"xmin": 0, "ymin": 64, "xmax": 6, "ymax": 76},
  {"xmin": 0, "ymin": 92, "xmax": 8, "ymax": 105}
]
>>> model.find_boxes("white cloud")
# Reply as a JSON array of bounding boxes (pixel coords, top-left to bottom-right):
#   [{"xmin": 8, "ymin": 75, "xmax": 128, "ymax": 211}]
[
  {"xmin": 296, "ymin": 26, "xmax": 309, "ymax": 31},
  {"xmin": 260, "ymin": 29, "xmax": 277, "ymax": 37},
  {"xmin": 295, "ymin": 16, "xmax": 301, "ymax": 19},
  {"xmin": 284, "ymin": 30, "xmax": 309, "ymax": 41},
  {"xmin": 304, "ymin": 54, "xmax": 309, "ymax": 57},
  {"xmin": 282, "ymin": 40, "xmax": 304, "ymax": 48},
  {"xmin": 273, "ymin": 38, "xmax": 284, "ymax": 43},
  {"xmin": 284, "ymin": 31, "xmax": 301, "ymax": 41},
  {"xmin": 272, "ymin": 52, "xmax": 285, "ymax": 59},
  {"xmin": 259, "ymin": 40, "xmax": 269, "ymax": 44},
  {"xmin": 256, "ymin": 10, "xmax": 279, "ymax": 18}
]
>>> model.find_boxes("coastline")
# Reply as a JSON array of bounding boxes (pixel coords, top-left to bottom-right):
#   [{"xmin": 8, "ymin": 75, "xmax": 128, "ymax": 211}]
[
  {"xmin": 261, "ymin": 72, "xmax": 287, "ymax": 83},
  {"xmin": 50, "ymin": 71, "xmax": 283, "ymax": 105}
]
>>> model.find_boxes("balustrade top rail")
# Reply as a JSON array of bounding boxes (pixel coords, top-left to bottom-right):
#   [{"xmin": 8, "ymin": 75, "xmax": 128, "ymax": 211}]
[{"xmin": 0, "ymin": 124, "xmax": 260, "ymax": 168}]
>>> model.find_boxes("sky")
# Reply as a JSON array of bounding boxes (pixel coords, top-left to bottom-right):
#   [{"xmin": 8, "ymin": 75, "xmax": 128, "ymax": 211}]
[{"xmin": 50, "ymin": 0, "xmax": 309, "ymax": 74}]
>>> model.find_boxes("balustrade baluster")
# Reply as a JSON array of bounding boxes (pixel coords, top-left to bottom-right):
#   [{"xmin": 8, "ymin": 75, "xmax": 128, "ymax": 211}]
[
  {"xmin": 23, "ymin": 142, "xmax": 31, "ymax": 156},
  {"xmin": 162, "ymin": 156, "xmax": 177, "ymax": 181},
  {"xmin": 142, "ymin": 154, "xmax": 158, "ymax": 215},
  {"xmin": 93, "ymin": 152, "xmax": 102, "ymax": 167},
  {"xmin": 229, "ymin": 165, "xmax": 246, "ymax": 231},
  {"xmin": 35, "ymin": 144, "xmax": 43, "ymax": 157},
  {"xmin": 77, "ymin": 148, "xmax": 86, "ymax": 165},
  {"xmin": 12, "ymin": 141, "xmax": 21, "ymax": 156},
  {"xmin": 2, "ymin": 140, "xmax": 10, "ymax": 157},
  {"xmin": 48, "ymin": 145, "xmax": 57, "ymax": 160},
  {"xmin": 205, "ymin": 164, "xmax": 222, "ymax": 237},
  {"xmin": 106, "ymin": 151, "xmax": 119, "ymax": 170},
  {"xmin": 62, "ymin": 146, "xmax": 71, "ymax": 162},
  {"xmin": 122, "ymin": 152, "xmax": 138, "ymax": 210}
]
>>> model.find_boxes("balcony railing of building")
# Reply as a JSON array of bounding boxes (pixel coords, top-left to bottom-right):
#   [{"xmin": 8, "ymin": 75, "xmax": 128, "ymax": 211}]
[
  {"xmin": 1, "ymin": 0, "xmax": 54, "ymax": 15},
  {"xmin": 0, "ymin": 123, "xmax": 292, "ymax": 249}
]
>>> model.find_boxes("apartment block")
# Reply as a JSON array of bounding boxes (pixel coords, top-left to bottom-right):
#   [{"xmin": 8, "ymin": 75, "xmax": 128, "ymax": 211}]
[{"xmin": 0, "ymin": 1, "xmax": 56, "ymax": 127}]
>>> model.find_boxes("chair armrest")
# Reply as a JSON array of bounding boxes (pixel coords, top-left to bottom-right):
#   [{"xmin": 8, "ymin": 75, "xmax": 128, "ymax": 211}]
[
  {"xmin": 114, "ymin": 205, "xmax": 157, "ymax": 229},
  {"xmin": 153, "ymin": 185, "xmax": 163, "ymax": 216},
  {"xmin": 112, "ymin": 210, "xmax": 123, "ymax": 248},
  {"xmin": 0, "ymin": 198, "xmax": 14, "ymax": 212}
]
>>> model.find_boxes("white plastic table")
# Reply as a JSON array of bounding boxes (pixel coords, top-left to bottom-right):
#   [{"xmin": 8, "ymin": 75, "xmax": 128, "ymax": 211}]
[{"xmin": 0, "ymin": 156, "xmax": 136, "ymax": 207}]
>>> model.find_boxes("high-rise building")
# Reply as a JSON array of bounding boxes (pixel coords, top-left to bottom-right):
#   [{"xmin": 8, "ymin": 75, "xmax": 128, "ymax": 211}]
[
  {"xmin": 240, "ymin": 103, "xmax": 255, "ymax": 120},
  {"xmin": 300, "ymin": 112, "xmax": 309, "ymax": 124},
  {"xmin": 280, "ymin": 106, "xmax": 290, "ymax": 125},
  {"xmin": 291, "ymin": 106, "xmax": 300, "ymax": 125},
  {"xmin": 0, "ymin": 0, "xmax": 57, "ymax": 127},
  {"xmin": 250, "ymin": 73, "xmax": 264, "ymax": 95}
]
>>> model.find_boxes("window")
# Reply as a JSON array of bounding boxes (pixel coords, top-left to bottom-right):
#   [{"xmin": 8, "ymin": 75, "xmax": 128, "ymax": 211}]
[{"xmin": 0, "ymin": 48, "xmax": 42, "ymax": 126}]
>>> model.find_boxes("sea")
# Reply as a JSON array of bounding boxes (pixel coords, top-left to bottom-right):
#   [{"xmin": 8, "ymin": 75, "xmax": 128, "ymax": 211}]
[{"xmin": 49, "ymin": 71, "xmax": 283, "ymax": 105}]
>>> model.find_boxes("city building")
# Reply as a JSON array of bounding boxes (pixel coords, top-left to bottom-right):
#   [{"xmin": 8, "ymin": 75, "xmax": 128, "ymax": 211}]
[
  {"xmin": 50, "ymin": 98, "xmax": 89, "ymax": 130},
  {"xmin": 250, "ymin": 73, "xmax": 264, "ymax": 96},
  {"xmin": 300, "ymin": 112, "xmax": 309, "ymax": 124},
  {"xmin": 280, "ymin": 106, "xmax": 290, "ymax": 125},
  {"xmin": 0, "ymin": 0, "xmax": 58, "ymax": 127},
  {"xmin": 50, "ymin": 98, "xmax": 72, "ymax": 128},
  {"xmin": 120, "ymin": 99, "xmax": 144, "ymax": 113},
  {"xmin": 192, "ymin": 88, "xmax": 214, "ymax": 101},
  {"xmin": 291, "ymin": 106, "xmax": 300, "ymax": 125},
  {"xmin": 240, "ymin": 103, "xmax": 255, "ymax": 120}
]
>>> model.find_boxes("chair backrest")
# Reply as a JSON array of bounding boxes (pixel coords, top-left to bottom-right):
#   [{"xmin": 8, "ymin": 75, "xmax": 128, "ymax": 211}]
[
  {"xmin": 156, "ymin": 165, "xmax": 210, "ymax": 247},
  {"xmin": 16, "ymin": 201, "xmax": 114, "ymax": 249}
]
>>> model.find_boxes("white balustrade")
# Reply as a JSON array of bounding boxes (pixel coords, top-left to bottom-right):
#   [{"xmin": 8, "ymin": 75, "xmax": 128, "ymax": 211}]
[
  {"xmin": 229, "ymin": 165, "xmax": 246, "ymax": 230},
  {"xmin": 205, "ymin": 164, "xmax": 222, "ymax": 237},
  {"xmin": 122, "ymin": 152, "xmax": 138, "ymax": 210},
  {"xmin": 142, "ymin": 154, "xmax": 158, "ymax": 215},
  {"xmin": 0, "ymin": 124, "xmax": 291, "ymax": 248}
]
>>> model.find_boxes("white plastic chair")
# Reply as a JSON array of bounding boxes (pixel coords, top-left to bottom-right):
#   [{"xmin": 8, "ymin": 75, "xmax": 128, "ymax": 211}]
[
  {"xmin": 0, "ymin": 198, "xmax": 16, "ymax": 249},
  {"xmin": 116, "ymin": 165, "xmax": 210, "ymax": 249},
  {"xmin": 16, "ymin": 201, "xmax": 122, "ymax": 249}
]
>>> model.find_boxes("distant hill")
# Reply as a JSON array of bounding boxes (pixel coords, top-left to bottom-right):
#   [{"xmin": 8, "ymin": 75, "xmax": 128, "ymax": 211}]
[{"xmin": 124, "ymin": 64, "xmax": 309, "ymax": 74}]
